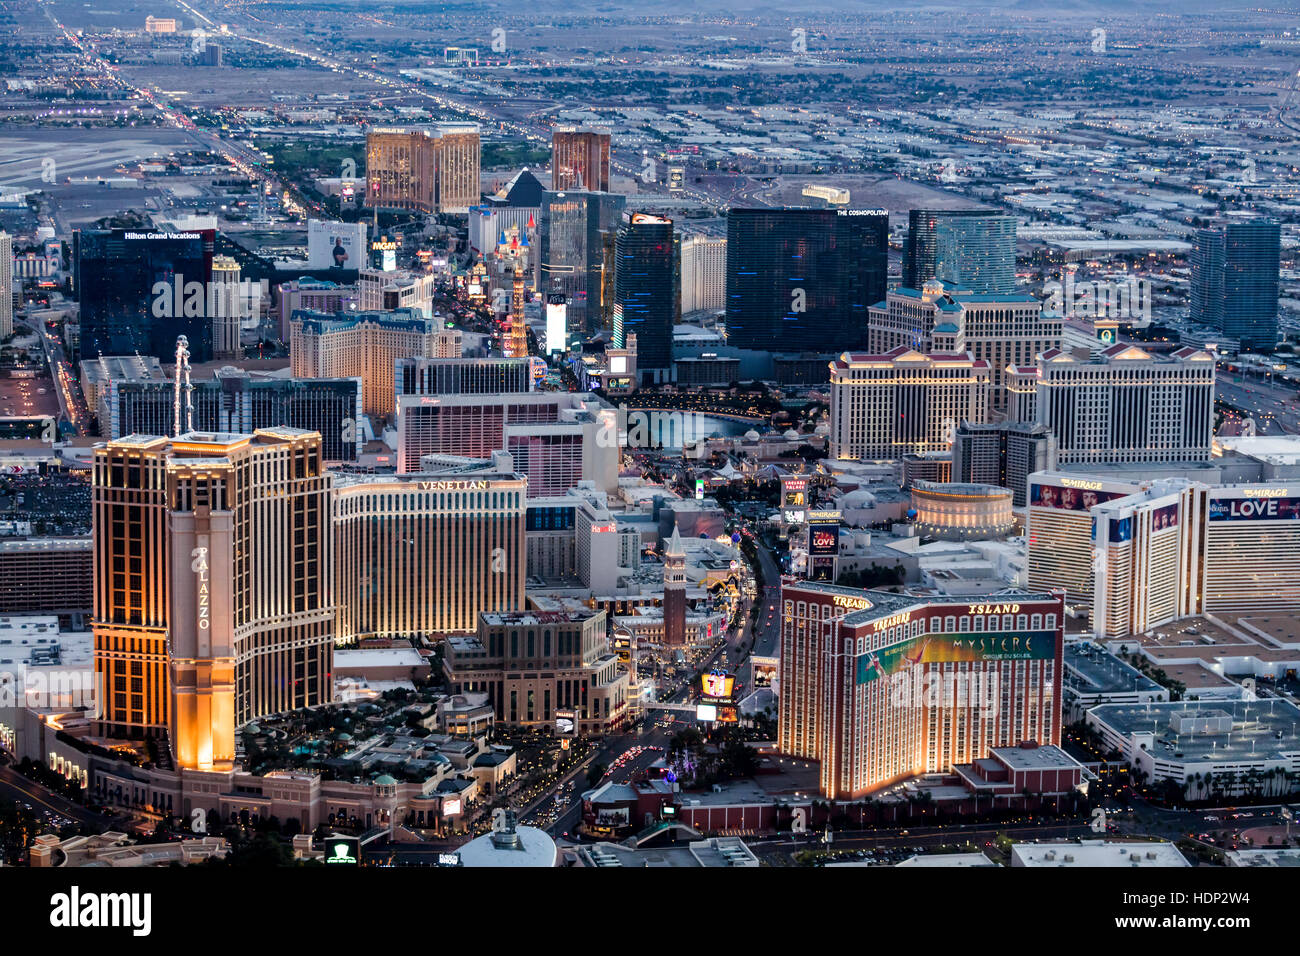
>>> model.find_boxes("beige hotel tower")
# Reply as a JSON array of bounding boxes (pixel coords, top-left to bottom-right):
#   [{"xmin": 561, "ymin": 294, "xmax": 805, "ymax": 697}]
[{"xmin": 93, "ymin": 428, "xmax": 334, "ymax": 771}]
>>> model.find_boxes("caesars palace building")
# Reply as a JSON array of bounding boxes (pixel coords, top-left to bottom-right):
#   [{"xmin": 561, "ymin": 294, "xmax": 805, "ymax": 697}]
[
  {"xmin": 778, "ymin": 580, "xmax": 1065, "ymax": 799},
  {"xmin": 1026, "ymin": 472, "xmax": 1300, "ymax": 638}
]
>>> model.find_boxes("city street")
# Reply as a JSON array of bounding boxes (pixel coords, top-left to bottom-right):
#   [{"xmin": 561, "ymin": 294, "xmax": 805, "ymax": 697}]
[{"xmin": 1216, "ymin": 373, "xmax": 1300, "ymax": 434}]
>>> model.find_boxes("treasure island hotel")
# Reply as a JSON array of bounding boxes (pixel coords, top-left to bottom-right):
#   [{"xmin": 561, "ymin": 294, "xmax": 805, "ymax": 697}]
[
  {"xmin": 778, "ymin": 580, "xmax": 1064, "ymax": 799},
  {"xmin": 93, "ymin": 430, "xmax": 526, "ymax": 771}
]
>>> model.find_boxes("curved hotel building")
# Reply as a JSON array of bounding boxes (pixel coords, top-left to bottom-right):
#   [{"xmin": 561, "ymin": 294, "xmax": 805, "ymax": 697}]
[
  {"xmin": 93, "ymin": 429, "xmax": 335, "ymax": 771},
  {"xmin": 1027, "ymin": 471, "xmax": 1300, "ymax": 637},
  {"xmin": 778, "ymin": 580, "xmax": 1064, "ymax": 799},
  {"xmin": 93, "ymin": 429, "xmax": 529, "ymax": 771},
  {"xmin": 910, "ymin": 480, "xmax": 1015, "ymax": 541}
]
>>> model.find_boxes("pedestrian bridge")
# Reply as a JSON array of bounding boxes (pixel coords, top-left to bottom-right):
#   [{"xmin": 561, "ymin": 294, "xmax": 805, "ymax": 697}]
[{"xmin": 626, "ymin": 820, "xmax": 702, "ymax": 847}]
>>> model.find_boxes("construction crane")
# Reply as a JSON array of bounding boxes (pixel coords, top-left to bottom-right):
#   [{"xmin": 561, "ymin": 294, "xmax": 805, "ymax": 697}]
[{"xmin": 173, "ymin": 335, "xmax": 194, "ymax": 436}]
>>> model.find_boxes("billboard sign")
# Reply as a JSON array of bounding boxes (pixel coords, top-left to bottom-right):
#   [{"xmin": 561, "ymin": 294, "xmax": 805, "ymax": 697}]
[
  {"xmin": 545, "ymin": 293, "xmax": 567, "ymax": 354},
  {"xmin": 1030, "ymin": 482, "xmax": 1130, "ymax": 512},
  {"xmin": 855, "ymin": 629, "xmax": 1057, "ymax": 685},
  {"xmin": 1208, "ymin": 493, "xmax": 1300, "ymax": 522},
  {"xmin": 782, "ymin": 478, "xmax": 808, "ymax": 509},
  {"xmin": 596, "ymin": 807, "xmax": 630, "ymax": 827},
  {"xmin": 307, "ymin": 219, "xmax": 366, "ymax": 270},
  {"xmin": 699, "ymin": 671, "xmax": 735, "ymax": 702},
  {"xmin": 555, "ymin": 708, "xmax": 577, "ymax": 738},
  {"xmin": 808, "ymin": 522, "xmax": 840, "ymax": 555},
  {"xmin": 1150, "ymin": 503, "xmax": 1179, "ymax": 531},
  {"xmin": 808, "ymin": 555, "xmax": 836, "ymax": 581},
  {"xmin": 324, "ymin": 836, "xmax": 361, "ymax": 866},
  {"xmin": 752, "ymin": 656, "xmax": 778, "ymax": 690},
  {"xmin": 612, "ymin": 633, "xmax": 633, "ymax": 664}
]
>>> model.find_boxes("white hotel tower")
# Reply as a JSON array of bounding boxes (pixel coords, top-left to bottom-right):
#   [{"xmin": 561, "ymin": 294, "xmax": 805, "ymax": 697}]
[
  {"xmin": 829, "ymin": 347, "xmax": 990, "ymax": 460},
  {"xmin": 1036, "ymin": 344, "xmax": 1216, "ymax": 466}
]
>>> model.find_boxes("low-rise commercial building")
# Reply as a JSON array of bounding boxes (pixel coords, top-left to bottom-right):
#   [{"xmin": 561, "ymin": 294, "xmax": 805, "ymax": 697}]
[{"xmin": 443, "ymin": 608, "xmax": 630, "ymax": 734}]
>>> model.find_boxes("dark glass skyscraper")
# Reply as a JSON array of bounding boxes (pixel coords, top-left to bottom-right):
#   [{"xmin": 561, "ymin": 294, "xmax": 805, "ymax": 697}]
[
  {"xmin": 74, "ymin": 229, "xmax": 216, "ymax": 362},
  {"xmin": 724, "ymin": 208, "xmax": 887, "ymax": 352},
  {"xmin": 1191, "ymin": 219, "xmax": 1281, "ymax": 351},
  {"xmin": 539, "ymin": 190, "xmax": 625, "ymax": 332},
  {"xmin": 105, "ymin": 369, "xmax": 363, "ymax": 461},
  {"xmin": 904, "ymin": 208, "xmax": 1016, "ymax": 294},
  {"xmin": 613, "ymin": 213, "xmax": 675, "ymax": 381}
]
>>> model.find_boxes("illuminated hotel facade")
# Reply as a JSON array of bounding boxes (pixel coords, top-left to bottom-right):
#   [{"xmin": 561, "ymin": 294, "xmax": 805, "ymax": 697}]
[
  {"xmin": 443, "ymin": 608, "xmax": 629, "ymax": 734},
  {"xmin": 1025, "ymin": 472, "xmax": 1142, "ymax": 606},
  {"xmin": 909, "ymin": 480, "xmax": 1015, "ymax": 541},
  {"xmin": 333, "ymin": 472, "xmax": 527, "ymax": 642},
  {"xmin": 1027, "ymin": 471, "xmax": 1300, "ymax": 636},
  {"xmin": 551, "ymin": 125, "xmax": 611, "ymax": 192},
  {"xmin": 290, "ymin": 308, "xmax": 443, "ymax": 418},
  {"xmin": 829, "ymin": 348, "xmax": 990, "ymax": 460},
  {"xmin": 778, "ymin": 581, "xmax": 1064, "ymax": 799},
  {"xmin": 92, "ymin": 429, "xmax": 335, "ymax": 771},
  {"xmin": 366, "ymin": 125, "xmax": 481, "ymax": 214},
  {"xmin": 1036, "ymin": 344, "xmax": 1216, "ymax": 465},
  {"xmin": 866, "ymin": 282, "xmax": 1061, "ymax": 416}
]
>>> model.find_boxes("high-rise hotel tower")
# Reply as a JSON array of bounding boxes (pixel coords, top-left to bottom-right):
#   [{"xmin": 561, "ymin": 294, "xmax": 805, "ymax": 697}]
[
  {"xmin": 92, "ymin": 428, "xmax": 334, "ymax": 770},
  {"xmin": 366, "ymin": 125, "xmax": 481, "ymax": 214},
  {"xmin": 333, "ymin": 469, "xmax": 528, "ymax": 642},
  {"xmin": 778, "ymin": 580, "xmax": 1064, "ymax": 799}
]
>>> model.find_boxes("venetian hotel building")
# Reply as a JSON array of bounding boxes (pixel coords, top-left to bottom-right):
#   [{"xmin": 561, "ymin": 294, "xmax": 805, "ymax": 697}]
[
  {"xmin": 92, "ymin": 429, "xmax": 335, "ymax": 771},
  {"xmin": 778, "ymin": 580, "xmax": 1064, "ymax": 799},
  {"xmin": 333, "ymin": 471, "xmax": 527, "ymax": 642}
]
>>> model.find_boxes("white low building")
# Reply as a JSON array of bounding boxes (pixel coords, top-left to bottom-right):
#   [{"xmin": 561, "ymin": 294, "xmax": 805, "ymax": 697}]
[{"xmin": 1011, "ymin": 840, "xmax": 1189, "ymax": 867}]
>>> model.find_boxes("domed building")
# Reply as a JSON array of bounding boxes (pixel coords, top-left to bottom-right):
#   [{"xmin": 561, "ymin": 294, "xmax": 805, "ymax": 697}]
[
  {"xmin": 455, "ymin": 811, "xmax": 557, "ymax": 868},
  {"xmin": 909, "ymin": 480, "xmax": 1014, "ymax": 541}
]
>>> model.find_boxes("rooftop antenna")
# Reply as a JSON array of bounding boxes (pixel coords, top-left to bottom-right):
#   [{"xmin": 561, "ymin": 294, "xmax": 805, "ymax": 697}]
[{"xmin": 173, "ymin": 335, "xmax": 193, "ymax": 436}]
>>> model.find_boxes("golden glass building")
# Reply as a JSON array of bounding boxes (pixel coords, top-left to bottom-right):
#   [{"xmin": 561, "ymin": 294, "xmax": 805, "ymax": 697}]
[
  {"xmin": 92, "ymin": 436, "xmax": 172, "ymax": 740},
  {"xmin": 93, "ymin": 429, "xmax": 335, "ymax": 771},
  {"xmin": 366, "ymin": 125, "xmax": 481, "ymax": 214},
  {"xmin": 333, "ymin": 471, "xmax": 527, "ymax": 642},
  {"xmin": 551, "ymin": 125, "xmax": 611, "ymax": 192}
]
